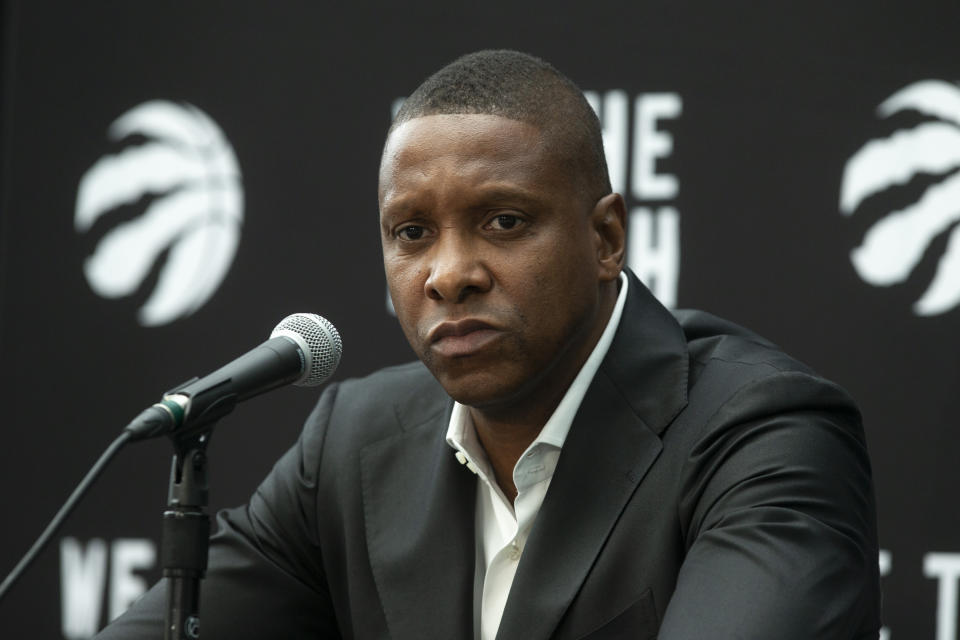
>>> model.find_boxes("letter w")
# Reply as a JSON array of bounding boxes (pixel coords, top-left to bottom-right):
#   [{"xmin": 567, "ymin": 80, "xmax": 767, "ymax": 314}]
[{"xmin": 60, "ymin": 537, "xmax": 107, "ymax": 639}]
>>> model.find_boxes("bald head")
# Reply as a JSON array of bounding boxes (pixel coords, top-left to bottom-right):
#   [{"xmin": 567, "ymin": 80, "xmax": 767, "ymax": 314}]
[{"xmin": 390, "ymin": 50, "xmax": 611, "ymax": 202}]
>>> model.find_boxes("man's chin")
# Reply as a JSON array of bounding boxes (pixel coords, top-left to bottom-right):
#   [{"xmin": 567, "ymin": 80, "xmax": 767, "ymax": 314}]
[{"xmin": 430, "ymin": 368, "xmax": 522, "ymax": 409}]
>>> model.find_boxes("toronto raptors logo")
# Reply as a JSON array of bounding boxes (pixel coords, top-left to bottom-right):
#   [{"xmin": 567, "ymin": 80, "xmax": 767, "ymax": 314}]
[
  {"xmin": 841, "ymin": 80, "xmax": 960, "ymax": 316},
  {"xmin": 75, "ymin": 100, "xmax": 244, "ymax": 326}
]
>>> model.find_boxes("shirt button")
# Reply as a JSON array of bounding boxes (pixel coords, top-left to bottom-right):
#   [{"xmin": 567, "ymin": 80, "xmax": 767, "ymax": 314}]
[{"xmin": 509, "ymin": 541, "xmax": 522, "ymax": 561}]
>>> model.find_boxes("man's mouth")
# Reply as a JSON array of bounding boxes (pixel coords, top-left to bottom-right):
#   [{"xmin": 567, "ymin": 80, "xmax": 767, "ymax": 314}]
[{"xmin": 428, "ymin": 319, "xmax": 503, "ymax": 357}]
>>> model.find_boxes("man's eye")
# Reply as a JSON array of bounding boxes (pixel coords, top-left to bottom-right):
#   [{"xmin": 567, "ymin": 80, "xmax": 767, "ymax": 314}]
[
  {"xmin": 488, "ymin": 214, "xmax": 522, "ymax": 231},
  {"xmin": 398, "ymin": 225, "xmax": 425, "ymax": 240}
]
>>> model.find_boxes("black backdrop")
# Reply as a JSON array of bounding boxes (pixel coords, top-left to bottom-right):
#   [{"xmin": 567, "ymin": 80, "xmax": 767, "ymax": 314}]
[{"xmin": 2, "ymin": 2, "xmax": 960, "ymax": 637}]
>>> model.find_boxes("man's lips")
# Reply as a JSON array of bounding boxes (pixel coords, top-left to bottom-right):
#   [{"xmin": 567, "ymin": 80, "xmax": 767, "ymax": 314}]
[{"xmin": 427, "ymin": 319, "xmax": 503, "ymax": 357}]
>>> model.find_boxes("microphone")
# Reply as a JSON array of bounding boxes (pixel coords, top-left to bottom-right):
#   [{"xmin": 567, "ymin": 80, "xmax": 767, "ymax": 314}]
[{"xmin": 125, "ymin": 313, "xmax": 342, "ymax": 441}]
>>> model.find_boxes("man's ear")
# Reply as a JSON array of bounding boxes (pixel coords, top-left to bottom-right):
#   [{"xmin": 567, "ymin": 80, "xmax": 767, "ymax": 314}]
[{"xmin": 591, "ymin": 193, "xmax": 627, "ymax": 282}]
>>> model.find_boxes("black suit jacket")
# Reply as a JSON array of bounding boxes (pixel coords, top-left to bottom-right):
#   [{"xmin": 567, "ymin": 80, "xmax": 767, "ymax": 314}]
[{"xmin": 97, "ymin": 272, "xmax": 881, "ymax": 639}]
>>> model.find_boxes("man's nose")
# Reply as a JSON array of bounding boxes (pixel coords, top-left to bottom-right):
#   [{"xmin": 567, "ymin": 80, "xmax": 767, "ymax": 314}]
[{"xmin": 423, "ymin": 232, "xmax": 493, "ymax": 303}]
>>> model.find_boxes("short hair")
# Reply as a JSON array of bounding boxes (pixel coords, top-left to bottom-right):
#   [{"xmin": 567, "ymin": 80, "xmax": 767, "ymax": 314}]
[{"xmin": 391, "ymin": 50, "xmax": 611, "ymax": 201}]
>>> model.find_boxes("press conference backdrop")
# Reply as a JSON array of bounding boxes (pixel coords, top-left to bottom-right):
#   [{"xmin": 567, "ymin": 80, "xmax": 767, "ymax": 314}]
[{"xmin": 1, "ymin": 1, "xmax": 958, "ymax": 637}]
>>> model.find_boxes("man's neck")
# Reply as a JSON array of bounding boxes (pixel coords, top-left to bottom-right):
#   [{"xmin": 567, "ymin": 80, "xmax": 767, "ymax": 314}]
[{"xmin": 469, "ymin": 389, "xmax": 566, "ymax": 504}]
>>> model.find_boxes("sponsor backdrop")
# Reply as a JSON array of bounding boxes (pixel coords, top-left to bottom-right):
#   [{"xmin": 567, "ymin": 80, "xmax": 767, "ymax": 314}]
[{"xmin": 1, "ymin": 2, "xmax": 958, "ymax": 637}]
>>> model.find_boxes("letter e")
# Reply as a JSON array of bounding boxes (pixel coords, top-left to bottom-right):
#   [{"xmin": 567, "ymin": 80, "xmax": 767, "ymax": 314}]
[
  {"xmin": 108, "ymin": 538, "xmax": 157, "ymax": 621},
  {"xmin": 632, "ymin": 93, "xmax": 682, "ymax": 201}
]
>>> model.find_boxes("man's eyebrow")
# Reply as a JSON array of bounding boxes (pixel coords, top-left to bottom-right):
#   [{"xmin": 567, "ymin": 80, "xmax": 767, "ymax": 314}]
[
  {"xmin": 469, "ymin": 184, "xmax": 542, "ymax": 207},
  {"xmin": 381, "ymin": 184, "xmax": 542, "ymax": 214},
  {"xmin": 379, "ymin": 195, "xmax": 420, "ymax": 219}
]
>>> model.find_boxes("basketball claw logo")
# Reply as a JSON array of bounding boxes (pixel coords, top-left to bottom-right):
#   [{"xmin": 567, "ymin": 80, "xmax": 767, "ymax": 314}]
[
  {"xmin": 841, "ymin": 80, "xmax": 960, "ymax": 316},
  {"xmin": 75, "ymin": 100, "xmax": 244, "ymax": 326}
]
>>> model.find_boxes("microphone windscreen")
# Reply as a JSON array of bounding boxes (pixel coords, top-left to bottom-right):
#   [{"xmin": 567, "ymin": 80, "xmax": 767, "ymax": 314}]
[{"xmin": 270, "ymin": 313, "xmax": 342, "ymax": 386}]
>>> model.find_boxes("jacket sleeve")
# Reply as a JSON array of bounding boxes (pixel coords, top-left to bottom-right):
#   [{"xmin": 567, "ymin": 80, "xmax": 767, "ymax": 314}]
[
  {"xmin": 659, "ymin": 371, "xmax": 881, "ymax": 639},
  {"xmin": 93, "ymin": 383, "xmax": 343, "ymax": 640}
]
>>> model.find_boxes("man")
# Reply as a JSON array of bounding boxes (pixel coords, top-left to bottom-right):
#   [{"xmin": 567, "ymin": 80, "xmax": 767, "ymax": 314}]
[{"xmin": 97, "ymin": 50, "xmax": 880, "ymax": 639}]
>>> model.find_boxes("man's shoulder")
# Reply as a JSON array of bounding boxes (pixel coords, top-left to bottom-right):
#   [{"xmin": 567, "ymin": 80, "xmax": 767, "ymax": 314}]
[
  {"xmin": 332, "ymin": 359, "xmax": 445, "ymax": 410},
  {"xmin": 307, "ymin": 359, "xmax": 449, "ymax": 444},
  {"xmin": 603, "ymin": 280, "xmax": 853, "ymax": 437},
  {"xmin": 339, "ymin": 359, "xmax": 437, "ymax": 392},
  {"xmin": 670, "ymin": 308, "xmax": 859, "ymax": 426},
  {"xmin": 673, "ymin": 308, "xmax": 817, "ymax": 378}
]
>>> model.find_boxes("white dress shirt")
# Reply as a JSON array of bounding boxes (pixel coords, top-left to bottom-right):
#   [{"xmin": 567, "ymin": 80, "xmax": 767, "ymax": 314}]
[{"xmin": 445, "ymin": 272, "xmax": 629, "ymax": 640}]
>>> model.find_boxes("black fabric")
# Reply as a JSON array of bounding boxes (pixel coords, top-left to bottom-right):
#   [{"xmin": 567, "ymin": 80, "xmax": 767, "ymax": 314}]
[{"xmin": 95, "ymin": 271, "xmax": 880, "ymax": 639}]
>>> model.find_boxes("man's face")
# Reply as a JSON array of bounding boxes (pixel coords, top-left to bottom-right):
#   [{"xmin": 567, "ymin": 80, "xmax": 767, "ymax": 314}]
[{"xmin": 378, "ymin": 113, "xmax": 619, "ymax": 411}]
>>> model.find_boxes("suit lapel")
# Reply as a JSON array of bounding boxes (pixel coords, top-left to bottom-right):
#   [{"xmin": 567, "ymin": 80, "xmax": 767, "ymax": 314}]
[
  {"xmin": 494, "ymin": 371, "xmax": 661, "ymax": 640},
  {"xmin": 497, "ymin": 272, "xmax": 690, "ymax": 640},
  {"xmin": 361, "ymin": 398, "xmax": 477, "ymax": 640}
]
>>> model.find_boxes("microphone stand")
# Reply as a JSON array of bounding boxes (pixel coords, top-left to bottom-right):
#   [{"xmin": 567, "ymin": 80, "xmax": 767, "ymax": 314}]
[{"xmin": 162, "ymin": 430, "xmax": 212, "ymax": 640}]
